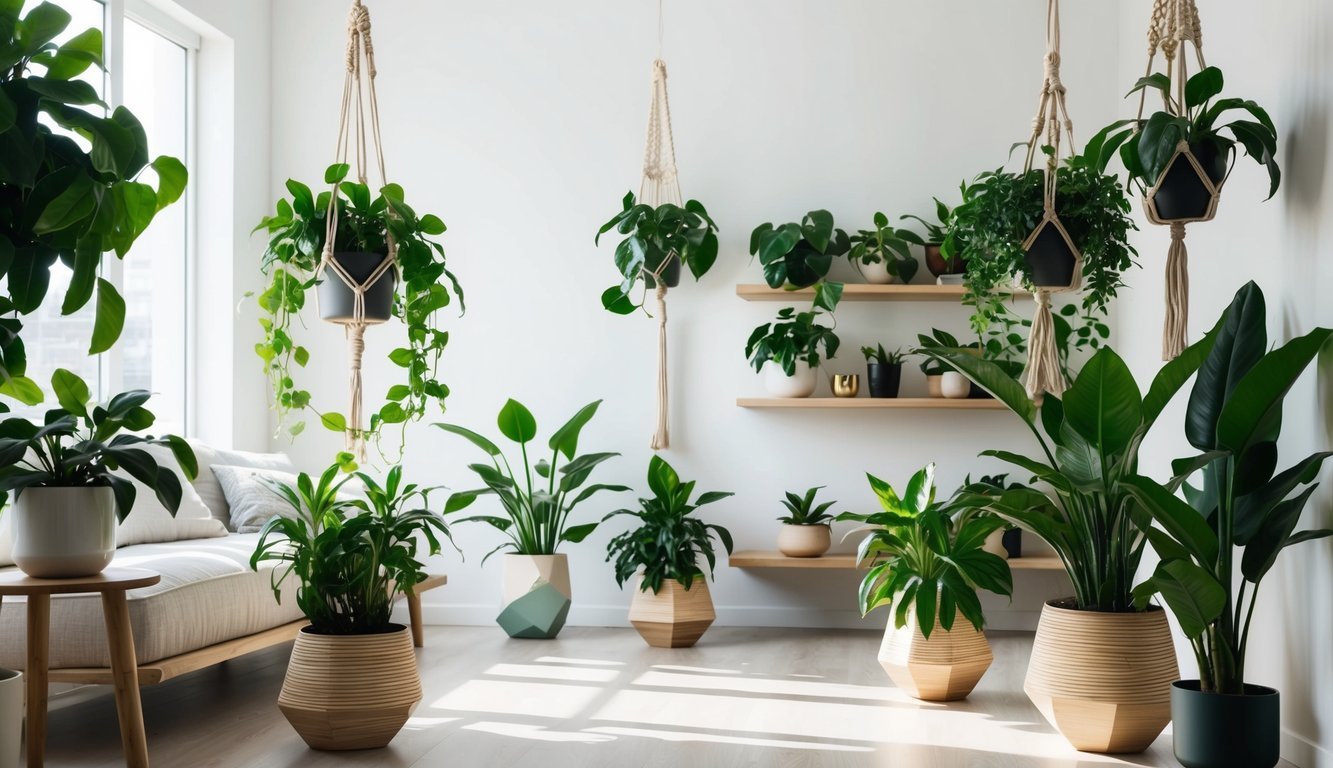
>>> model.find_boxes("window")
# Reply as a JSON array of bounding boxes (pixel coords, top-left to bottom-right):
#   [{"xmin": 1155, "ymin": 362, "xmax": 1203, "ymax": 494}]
[{"xmin": 16, "ymin": 1, "xmax": 197, "ymax": 436}]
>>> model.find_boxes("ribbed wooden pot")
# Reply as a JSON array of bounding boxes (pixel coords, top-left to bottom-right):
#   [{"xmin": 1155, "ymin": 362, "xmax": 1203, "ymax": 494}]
[
  {"xmin": 878, "ymin": 612, "xmax": 993, "ymax": 701},
  {"xmin": 628, "ymin": 578, "xmax": 716, "ymax": 648},
  {"xmin": 278, "ymin": 625, "xmax": 421, "ymax": 750},
  {"xmin": 1024, "ymin": 601, "xmax": 1178, "ymax": 754}
]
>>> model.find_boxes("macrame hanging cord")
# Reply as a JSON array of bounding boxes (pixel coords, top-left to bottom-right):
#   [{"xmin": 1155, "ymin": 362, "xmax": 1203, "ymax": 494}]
[
  {"xmin": 640, "ymin": 56, "xmax": 682, "ymax": 450},
  {"xmin": 317, "ymin": 0, "xmax": 399, "ymax": 460},
  {"xmin": 1136, "ymin": 0, "xmax": 1215, "ymax": 360},
  {"xmin": 1019, "ymin": 0, "xmax": 1082, "ymax": 403}
]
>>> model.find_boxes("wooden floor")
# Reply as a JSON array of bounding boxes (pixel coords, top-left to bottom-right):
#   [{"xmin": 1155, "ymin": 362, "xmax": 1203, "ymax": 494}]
[{"xmin": 37, "ymin": 626, "xmax": 1287, "ymax": 768}]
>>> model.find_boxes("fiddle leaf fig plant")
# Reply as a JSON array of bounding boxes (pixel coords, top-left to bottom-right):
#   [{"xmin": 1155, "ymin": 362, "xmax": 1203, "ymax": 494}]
[
  {"xmin": 0, "ymin": 2, "xmax": 187, "ymax": 398},
  {"xmin": 253, "ymin": 163, "xmax": 464, "ymax": 446},
  {"xmin": 848, "ymin": 212, "xmax": 918, "ymax": 283},
  {"xmin": 749, "ymin": 209, "xmax": 849, "ymax": 289},
  {"xmin": 594, "ymin": 190, "xmax": 719, "ymax": 315},
  {"xmin": 745, "ymin": 307, "xmax": 840, "ymax": 375}
]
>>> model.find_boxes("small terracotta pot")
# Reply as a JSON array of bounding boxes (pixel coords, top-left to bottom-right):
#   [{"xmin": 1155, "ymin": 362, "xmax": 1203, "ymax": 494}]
[
  {"xmin": 777, "ymin": 524, "xmax": 831, "ymax": 558},
  {"xmin": 924, "ymin": 244, "xmax": 965, "ymax": 276}
]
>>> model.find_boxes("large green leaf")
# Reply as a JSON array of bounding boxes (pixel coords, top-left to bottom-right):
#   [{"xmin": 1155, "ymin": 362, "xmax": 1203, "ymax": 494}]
[
  {"xmin": 151, "ymin": 156, "xmax": 187, "ymax": 211},
  {"xmin": 17, "ymin": 2, "xmax": 69, "ymax": 55},
  {"xmin": 1240, "ymin": 485, "xmax": 1319, "ymax": 583},
  {"xmin": 496, "ymin": 399, "xmax": 537, "ymax": 444},
  {"xmin": 1234, "ymin": 452, "xmax": 1332, "ymax": 545},
  {"xmin": 1139, "ymin": 559, "xmax": 1225, "ymax": 639},
  {"xmin": 33, "ymin": 171, "xmax": 95, "ymax": 234},
  {"xmin": 1123, "ymin": 475, "xmax": 1217, "ymax": 564},
  {"xmin": 1142, "ymin": 316, "xmax": 1220, "ymax": 428},
  {"xmin": 1216, "ymin": 328, "xmax": 1332, "ymax": 453},
  {"xmin": 1184, "ymin": 66, "xmax": 1224, "ymax": 109},
  {"xmin": 434, "ymin": 422, "xmax": 501, "ymax": 457},
  {"xmin": 60, "ymin": 238, "xmax": 99, "ymax": 315},
  {"xmin": 50, "ymin": 367, "xmax": 89, "ymax": 417},
  {"xmin": 1062, "ymin": 348, "xmax": 1142, "ymax": 457},
  {"xmin": 548, "ymin": 399, "xmax": 600, "ymax": 460},
  {"xmin": 1187, "ymin": 281, "xmax": 1266, "ymax": 451},
  {"xmin": 922, "ymin": 349, "xmax": 1036, "ymax": 425},
  {"xmin": 88, "ymin": 277, "xmax": 124, "ymax": 354}
]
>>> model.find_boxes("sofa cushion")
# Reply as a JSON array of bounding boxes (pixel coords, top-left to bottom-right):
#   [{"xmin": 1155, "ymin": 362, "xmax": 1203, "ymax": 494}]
[
  {"xmin": 0, "ymin": 533, "xmax": 304, "ymax": 669},
  {"xmin": 116, "ymin": 443, "xmax": 228, "ymax": 547},
  {"xmin": 189, "ymin": 443, "xmax": 297, "ymax": 531},
  {"xmin": 212, "ymin": 464, "xmax": 300, "ymax": 533}
]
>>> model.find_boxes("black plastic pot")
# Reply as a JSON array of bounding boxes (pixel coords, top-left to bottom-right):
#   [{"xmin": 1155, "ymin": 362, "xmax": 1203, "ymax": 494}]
[
  {"xmin": 1151, "ymin": 141, "xmax": 1229, "ymax": 221},
  {"xmin": 1171, "ymin": 680, "xmax": 1279, "ymax": 768},
  {"xmin": 643, "ymin": 253, "xmax": 682, "ymax": 289},
  {"xmin": 866, "ymin": 362, "xmax": 902, "ymax": 398},
  {"xmin": 967, "ymin": 382, "xmax": 993, "ymax": 399},
  {"xmin": 318, "ymin": 252, "xmax": 397, "ymax": 324},
  {"xmin": 1002, "ymin": 528, "xmax": 1022, "ymax": 558},
  {"xmin": 1024, "ymin": 223, "xmax": 1078, "ymax": 288}
]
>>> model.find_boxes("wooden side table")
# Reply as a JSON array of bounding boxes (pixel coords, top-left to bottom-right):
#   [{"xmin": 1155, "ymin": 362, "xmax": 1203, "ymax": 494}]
[{"xmin": 0, "ymin": 568, "xmax": 160, "ymax": 768}]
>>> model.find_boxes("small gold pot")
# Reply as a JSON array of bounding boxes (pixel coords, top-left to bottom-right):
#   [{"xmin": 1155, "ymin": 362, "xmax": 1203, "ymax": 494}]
[{"xmin": 830, "ymin": 374, "xmax": 859, "ymax": 397}]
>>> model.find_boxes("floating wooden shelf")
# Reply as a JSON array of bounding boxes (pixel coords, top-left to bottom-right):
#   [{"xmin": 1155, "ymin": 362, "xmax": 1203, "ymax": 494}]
[
  {"xmin": 737, "ymin": 397, "xmax": 1007, "ymax": 410},
  {"xmin": 735, "ymin": 284, "xmax": 1030, "ymax": 303},
  {"xmin": 729, "ymin": 550, "xmax": 1064, "ymax": 571}
]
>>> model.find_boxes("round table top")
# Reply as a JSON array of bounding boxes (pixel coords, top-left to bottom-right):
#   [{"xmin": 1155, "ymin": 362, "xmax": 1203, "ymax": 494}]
[{"xmin": 0, "ymin": 567, "xmax": 160, "ymax": 595}]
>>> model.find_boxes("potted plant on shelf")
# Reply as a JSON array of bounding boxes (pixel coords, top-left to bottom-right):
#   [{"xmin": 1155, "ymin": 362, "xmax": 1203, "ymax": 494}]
[
  {"xmin": 964, "ymin": 475, "xmax": 1023, "ymax": 559},
  {"xmin": 749, "ymin": 210, "xmax": 849, "ymax": 289},
  {"xmin": 775, "ymin": 486, "xmax": 836, "ymax": 558},
  {"xmin": 437, "ymin": 399, "xmax": 626, "ymax": 639},
  {"xmin": 901, "ymin": 198, "xmax": 963, "ymax": 278},
  {"xmin": 848, "ymin": 213, "xmax": 919, "ymax": 285},
  {"xmin": 837, "ymin": 464, "xmax": 1012, "ymax": 701},
  {"xmin": 253, "ymin": 164, "xmax": 464, "ymax": 447},
  {"xmin": 927, "ymin": 336, "xmax": 1215, "ymax": 753},
  {"xmin": 0, "ymin": 370, "xmax": 195, "ymax": 578},
  {"xmin": 1121, "ymin": 282, "xmax": 1330, "ymax": 768},
  {"xmin": 594, "ymin": 191, "xmax": 719, "ymax": 314},
  {"xmin": 861, "ymin": 344, "xmax": 905, "ymax": 398},
  {"xmin": 251, "ymin": 464, "xmax": 451, "ymax": 750},
  {"xmin": 914, "ymin": 329, "xmax": 985, "ymax": 399},
  {"xmin": 0, "ymin": 2, "xmax": 187, "ymax": 394},
  {"xmin": 745, "ymin": 307, "xmax": 839, "ymax": 398},
  {"xmin": 605, "ymin": 455, "xmax": 733, "ymax": 648}
]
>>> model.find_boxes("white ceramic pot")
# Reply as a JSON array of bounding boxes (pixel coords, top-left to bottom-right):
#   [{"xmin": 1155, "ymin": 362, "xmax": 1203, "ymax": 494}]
[
  {"xmin": 501, "ymin": 553, "xmax": 572, "ymax": 605},
  {"xmin": 0, "ymin": 668, "xmax": 20, "ymax": 768},
  {"xmin": 12, "ymin": 486, "xmax": 117, "ymax": 578},
  {"xmin": 761, "ymin": 360, "xmax": 817, "ymax": 398},
  {"xmin": 855, "ymin": 259, "xmax": 898, "ymax": 285},
  {"xmin": 941, "ymin": 371, "xmax": 971, "ymax": 399},
  {"xmin": 982, "ymin": 529, "xmax": 1009, "ymax": 559},
  {"xmin": 926, "ymin": 374, "xmax": 944, "ymax": 398},
  {"xmin": 777, "ymin": 524, "xmax": 831, "ymax": 558}
]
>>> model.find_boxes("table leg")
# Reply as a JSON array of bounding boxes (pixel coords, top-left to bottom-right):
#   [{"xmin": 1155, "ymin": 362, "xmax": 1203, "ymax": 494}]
[
  {"xmin": 25, "ymin": 594, "xmax": 49, "ymax": 768},
  {"xmin": 407, "ymin": 590, "xmax": 424, "ymax": 648},
  {"xmin": 101, "ymin": 591, "xmax": 149, "ymax": 768}
]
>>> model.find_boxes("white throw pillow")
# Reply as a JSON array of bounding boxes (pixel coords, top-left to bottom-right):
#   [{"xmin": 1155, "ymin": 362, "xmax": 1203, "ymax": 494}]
[
  {"xmin": 116, "ymin": 473, "xmax": 227, "ymax": 547},
  {"xmin": 188, "ymin": 442, "xmax": 297, "ymax": 530},
  {"xmin": 213, "ymin": 465, "xmax": 305, "ymax": 534}
]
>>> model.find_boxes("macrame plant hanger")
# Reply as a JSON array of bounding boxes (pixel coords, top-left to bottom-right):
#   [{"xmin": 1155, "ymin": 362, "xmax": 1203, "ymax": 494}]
[
  {"xmin": 317, "ymin": 0, "xmax": 399, "ymax": 461},
  {"xmin": 1019, "ymin": 0, "xmax": 1082, "ymax": 403},
  {"xmin": 1135, "ymin": 0, "xmax": 1218, "ymax": 360},
  {"xmin": 639, "ymin": 0, "xmax": 682, "ymax": 451}
]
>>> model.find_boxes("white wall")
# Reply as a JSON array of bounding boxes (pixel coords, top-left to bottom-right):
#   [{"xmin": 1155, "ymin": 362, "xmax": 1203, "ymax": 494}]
[{"xmin": 1113, "ymin": 1, "xmax": 1333, "ymax": 764}]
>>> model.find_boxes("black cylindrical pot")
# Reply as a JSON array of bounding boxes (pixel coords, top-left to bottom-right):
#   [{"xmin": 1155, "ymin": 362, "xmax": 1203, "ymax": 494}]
[
  {"xmin": 1002, "ymin": 528, "xmax": 1022, "ymax": 558},
  {"xmin": 1152, "ymin": 142, "xmax": 1229, "ymax": 221},
  {"xmin": 967, "ymin": 382, "xmax": 994, "ymax": 399},
  {"xmin": 866, "ymin": 363, "xmax": 902, "ymax": 398},
  {"xmin": 318, "ymin": 251, "xmax": 397, "ymax": 324},
  {"xmin": 1172, "ymin": 680, "xmax": 1279, "ymax": 768},
  {"xmin": 1024, "ymin": 224, "xmax": 1077, "ymax": 288},
  {"xmin": 924, "ymin": 244, "xmax": 965, "ymax": 277},
  {"xmin": 643, "ymin": 254, "xmax": 682, "ymax": 288}
]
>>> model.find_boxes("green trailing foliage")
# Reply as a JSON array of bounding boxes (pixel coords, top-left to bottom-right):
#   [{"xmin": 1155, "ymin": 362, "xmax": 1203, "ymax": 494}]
[
  {"xmin": 0, "ymin": 368, "xmax": 195, "ymax": 521},
  {"xmin": 777, "ymin": 485, "xmax": 836, "ymax": 526},
  {"xmin": 837, "ymin": 464, "xmax": 1012, "ymax": 638},
  {"xmin": 604, "ymin": 455, "xmax": 733, "ymax": 594},
  {"xmin": 848, "ymin": 212, "xmax": 918, "ymax": 283},
  {"xmin": 0, "ymin": 2, "xmax": 187, "ymax": 400},
  {"xmin": 1122, "ymin": 282, "xmax": 1331, "ymax": 694},
  {"xmin": 749, "ymin": 209, "xmax": 849, "ymax": 289},
  {"xmin": 253, "ymin": 163, "xmax": 464, "ymax": 449},
  {"xmin": 250, "ymin": 463, "xmax": 453, "ymax": 635},
  {"xmin": 745, "ymin": 306, "xmax": 840, "ymax": 375},
  {"xmin": 594, "ymin": 190, "xmax": 719, "ymax": 314},
  {"xmin": 436, "ymin": 399, "xmax": 627, "ymax": 560}
]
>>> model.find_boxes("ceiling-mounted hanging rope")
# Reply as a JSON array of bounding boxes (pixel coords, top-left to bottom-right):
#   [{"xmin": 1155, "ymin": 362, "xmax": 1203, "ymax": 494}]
[{"xmin": 640, "ymin": 57, "xmax": 681, "ymax": 450}]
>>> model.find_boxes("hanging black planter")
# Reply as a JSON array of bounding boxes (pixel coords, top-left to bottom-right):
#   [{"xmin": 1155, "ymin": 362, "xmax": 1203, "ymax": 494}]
[
  {"xmin": 865, "ymin": 362, "xmax": 902, "ymax": 398},
  {"xmin": 1149, "ymin": 142, "xmax": 1229, "ymax": 222},
  {"xmin": 643, "ymin": 252, "xmax": 682, "ymax": 289},
  {"xmin": 318, "ymin": 252, "xmax": 397, "ymax": 324},
  {"xmin": 1171, "ymin": 681, "xmax": 1279, "ymax": 768},
  {"xmin": 1024, "ymin": 221, "xmax": 1079, "ymax": 288}
]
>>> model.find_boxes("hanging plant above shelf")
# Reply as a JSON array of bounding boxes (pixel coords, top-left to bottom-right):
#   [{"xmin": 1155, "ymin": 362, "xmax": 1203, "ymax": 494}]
[{"xmin": 595, "ymin": 190, "xmax": 718, "ymax": 315}]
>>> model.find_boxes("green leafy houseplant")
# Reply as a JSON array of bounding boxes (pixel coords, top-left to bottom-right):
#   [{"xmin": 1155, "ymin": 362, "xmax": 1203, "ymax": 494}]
[
  {"xmin": 777, "ymin": 486, "xmax": 835, "ymax": 526},
  {"xmin": 861, "ymin": 344, "xmax": 905, "ymax": 366},
  {"xmin": 745, "ymin": 307, "xmax": 840, "ymax": 375},
  {"xmin": 604, "ymin": 455, "xmax": 733, "ymax": 594},
  {"xmin": 436, "ymin": 399, "xmax": 627, "ymax": 560},
  {"xmin": 594, "ymin": 191, "xmax": 719, "ymax": 314},
  {"xmin": 0, "ymin": 2, "xmax": 187, "ymax": 398},
  {"xmin": 749, "ymin": 209, "xmax": 850, "ymax": 289},
  {"xmin": 0, "ymin": 369, "xmax": 196, "ymax": 518},
  {"xmin": 1122, "ymin": 282, "xmax": 1331, "ymax": 695},
  {"xmin": 1087, "ymin": 66, "xmax": 1279, "ymax": 200},
  {"xmin": 837, "ymin": 464, "xmax": 1012, "ymax": 637},
  {"xmin": 926, "ymin": 334, "xmax": 1214, "ymax": 612},
  {"xmin": 253, "ymin": 163, "xmax": 464, "ymax": 446},
  {"xmin": 900, "ymin": 198, "xmax": 953, "ymax": 246},
  {"xmin": 250, "ymin": 464, "xmax": 452, "ymax": 635},
  {"xmin": 945, "ymin": 149, "xmax": 1136, "ymax": 346},
  {"xmin": 848, "ymin": 212, "xmax": 918, "ymax": 283}
]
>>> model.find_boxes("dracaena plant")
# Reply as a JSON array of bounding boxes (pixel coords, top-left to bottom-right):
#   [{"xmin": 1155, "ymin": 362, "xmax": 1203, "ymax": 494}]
[
  {"xmin": 924, "ymin": 334, "xmax": 1216, "ymax": 613},
  {"xmin": 0, "ymin": 2, "xmax": 186, "ymax": 402},
  {"xmin": 253, "ymin": 163, "xmax": 464, "ymax": 449},
  {"xmin": 836, "ymin": 464, "xmax": 1012, "ymax": 638},
  {"xmin": 749, "ymin": 209, "xmax": 849, "ymax": 289},
  {"xmin": 848, "ymin": 212, "xmax": 919, "ymax": 283},
  {"xmin": 0, "ymin": 369, "xmax": 196, "ymax": 521},
  {"xmin": 604, "ymin": 455, "xmax": 733, "ymax": 594},
  {"xmin": 594, "ymin": 191, "xmax": 719, "ymax": 314},
  {"xmin": 745, "ymin": 306, "xmax": 840, "ymax": 375},
  {"xmin": 1120, "ymin": 282, "xmax": 1331, "ymax": 695},
  {"xmin": 861, "ymin": 344, "xmax": 905, "ymax": 366},
  {"xmin": 777, "ymin": 486, "xmax": 835, "ymax": 526},
  {"xmin": 250, "ymin": 464, "xmax": 453, "ymax": 635},
  {"xmin": 1087, "ymin": 66, "xmax": 1279, "ymax": 199},
  {"xmin": 436, "ymin": 399, "xmax": 627, "ymax": 560}
]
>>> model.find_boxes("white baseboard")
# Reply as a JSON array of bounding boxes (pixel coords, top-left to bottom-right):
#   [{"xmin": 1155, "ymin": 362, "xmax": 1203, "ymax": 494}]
[{"xmin": 1282, "ymin": 727, "xmax": 1331, "ymax": 768}]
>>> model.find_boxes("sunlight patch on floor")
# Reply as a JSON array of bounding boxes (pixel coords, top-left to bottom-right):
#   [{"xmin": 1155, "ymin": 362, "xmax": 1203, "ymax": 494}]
[
  {"xmin": 485, "ymin": 662, "xmax": 621, "ymax": 683},
  {"xmin": 649, "ymin": 664, "xmax": 743, "ymax": 675},
  {"xmin": 402, "ymin": 716, "xmax": 462, "ymax": 730},
  {"xmin": 585, "ymin": 725, "xmax": 873, "ymax": 752},
  {"xmin": 431, "ymin": 679, "xmax": 602, "ymax": 719},
  {"xmin": 632, "ymin": 669, "xmax": 901, "ymax": 702},
  {"xmin": 464, "ymin": 721, "xmax": 618, "ymax": 744},
  {"xmin": 533, "ymin": 656, "xmax": 625, "ymax": 667}
]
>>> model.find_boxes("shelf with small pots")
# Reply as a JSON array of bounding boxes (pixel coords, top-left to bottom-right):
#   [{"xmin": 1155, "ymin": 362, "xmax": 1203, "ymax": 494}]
[
  {"xmin": 736, "ymin": 397, "xmax": 1006, "ymax": 409},
  {"xmin": 736, "ymin": 283, "xmax": 1031, "ymax": 302}
]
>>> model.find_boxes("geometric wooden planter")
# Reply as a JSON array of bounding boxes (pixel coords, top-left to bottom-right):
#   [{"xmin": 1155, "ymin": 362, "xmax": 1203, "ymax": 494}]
[
  {"xmin": 628, "ymin": 577, "xmax": 716, "ymax": 648},
  {"xmin": 278, "ymin": 625, "xmax": 421, "ymax": 750},
  {"xmin": 1024, "ymin": 600, "xmax": 1178, "ymax": 753},
  {"xmin": 878, "ymin": 611, "xmax": 993, "ymax": 701}
]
